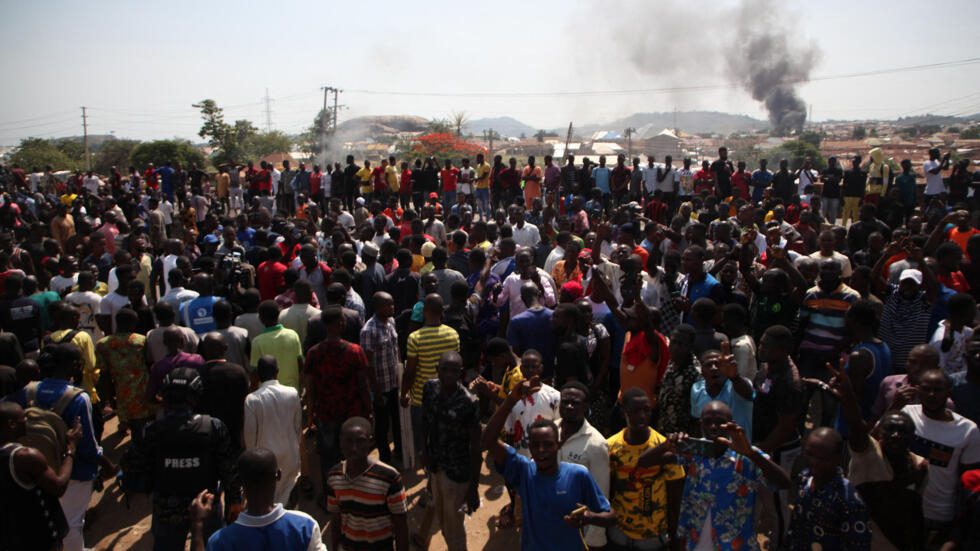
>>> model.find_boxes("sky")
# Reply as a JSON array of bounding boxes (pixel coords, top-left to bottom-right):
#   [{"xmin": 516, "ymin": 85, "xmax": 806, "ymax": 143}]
[{"xmin": 1, "ymin": 0, "xmax": 979, "ymax": 144}]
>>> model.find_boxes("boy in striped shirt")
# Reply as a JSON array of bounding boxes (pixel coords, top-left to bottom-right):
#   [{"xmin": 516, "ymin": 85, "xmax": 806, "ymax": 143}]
[{"xmin": 326, "ymin": 417, "xmax": 408, "ymax": 551}]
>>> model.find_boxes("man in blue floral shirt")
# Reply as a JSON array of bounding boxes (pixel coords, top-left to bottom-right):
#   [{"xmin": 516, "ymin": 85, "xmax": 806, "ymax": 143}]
[
  {"xmin": 640, "ymin": 400, "xmax": 791, "ymax": 550},
  {"xmin": 787, "ymin": 427, "xmax": 872, "ymax": 551}
]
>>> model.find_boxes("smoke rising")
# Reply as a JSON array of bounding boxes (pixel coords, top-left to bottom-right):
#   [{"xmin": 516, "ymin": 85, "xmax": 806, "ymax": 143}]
[{"xmin": 605, "ymin": 0, "xmax": 820, "ymax": 134}]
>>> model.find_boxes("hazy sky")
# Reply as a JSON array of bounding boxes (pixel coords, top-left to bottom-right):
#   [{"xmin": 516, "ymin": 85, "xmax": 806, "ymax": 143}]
[{"xmin": 2, "ymin": 0, "xmax": 979, "ymax": 144}]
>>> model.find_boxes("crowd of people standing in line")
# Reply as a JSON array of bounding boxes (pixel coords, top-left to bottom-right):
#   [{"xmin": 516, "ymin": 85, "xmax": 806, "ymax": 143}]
[{"xmin": 0, "ymin": 142, "xmax": 978, "ymax": 551}]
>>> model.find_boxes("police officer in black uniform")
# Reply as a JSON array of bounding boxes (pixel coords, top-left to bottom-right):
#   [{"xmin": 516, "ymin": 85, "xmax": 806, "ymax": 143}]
[{"xmin": 122, "ymin": 367, "xmax": 240, "ymax": 551}]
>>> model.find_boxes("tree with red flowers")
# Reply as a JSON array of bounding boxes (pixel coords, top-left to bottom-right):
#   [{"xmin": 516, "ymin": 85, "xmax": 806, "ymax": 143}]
[{"xmin": 411, "ymin": 132, "xmax": 487, "ymax": 161}]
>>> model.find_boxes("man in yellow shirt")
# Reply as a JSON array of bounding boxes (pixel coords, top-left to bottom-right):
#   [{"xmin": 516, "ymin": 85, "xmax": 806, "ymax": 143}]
[
  {"xmin": 385, "ymin": 155, "xmax": 400, "ymax": 196},
  {"xmin": 356, "ymin": 161, "xmax": 373, "ymax": 199},
  {"xmin": 475, "ymin": 153, "xmax": 492, "ymax": 220},
  {"xmin": 607, "ymin": 387, "xmax": 685, "ymax": 549}
]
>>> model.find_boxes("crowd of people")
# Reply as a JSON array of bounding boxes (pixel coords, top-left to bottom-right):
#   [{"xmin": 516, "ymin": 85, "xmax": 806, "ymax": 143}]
[{"xmin": 0, "ymin": 144, "xmax": 978, "ymax": 551}]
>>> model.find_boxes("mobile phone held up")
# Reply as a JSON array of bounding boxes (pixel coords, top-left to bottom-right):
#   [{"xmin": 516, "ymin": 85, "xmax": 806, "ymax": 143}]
[{"xmin": 676, "ymin": 437, "xmax": 725, "ymax": 458}]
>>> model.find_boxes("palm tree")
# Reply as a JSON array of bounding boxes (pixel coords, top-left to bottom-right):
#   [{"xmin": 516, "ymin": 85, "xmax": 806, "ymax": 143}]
[{"xmin": 450, "ymin": 111, "xmax": 469, "ymax": 137}]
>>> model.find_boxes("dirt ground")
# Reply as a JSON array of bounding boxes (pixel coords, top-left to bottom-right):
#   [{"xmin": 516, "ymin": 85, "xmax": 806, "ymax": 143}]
[{"xmin": 85, "ymin": 416, "xmax": 521, "ymax": 551}]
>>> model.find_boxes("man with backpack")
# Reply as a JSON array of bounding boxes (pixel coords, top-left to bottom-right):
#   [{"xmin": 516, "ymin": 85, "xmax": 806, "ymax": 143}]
[
  {"xmin": 1, "ymin": 401, "xmax": 82, "ymax": 551},
  {"xmin": 46, "ymin": 302, "xmax": 102, "ymax": 438},
  {"xmin": 9, "ymin": 343, "xmax": 103, "ymax": 551},
  {"xmin": 122, "ymin": 367, "xmax": 241, "ymax": 551}
]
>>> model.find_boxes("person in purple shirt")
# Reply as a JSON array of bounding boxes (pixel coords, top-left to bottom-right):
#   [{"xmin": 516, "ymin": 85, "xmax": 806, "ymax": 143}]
[{"xmin": 148, "ymin": 326, "xmax": 205, "ymax": 398}]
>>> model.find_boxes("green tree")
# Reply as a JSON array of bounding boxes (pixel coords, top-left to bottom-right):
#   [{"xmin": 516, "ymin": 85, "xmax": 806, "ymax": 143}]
[
  {"xmin": 427, "ymin": 118, "xmax": 452, "ymax": 134},
  {"xmin": 799, "ymin": 131, "xmax": 824, "ymax": 148},
  {"xmin": 534, "ymin": 130, "xmax": 547, "ymax": 143},
  {"xmin": 193, "ymin": 99, "xmax": 258, "ymax": 165},
  {"xmin": 246, "ymin": 131, "xmax": 292, "ymax": 158},
  {"xmin": 9, "ymin": 138, "xmax": 76, "ymax": 171},
  {"xmin": 851, "ymin": 126, "xmax": 867, "ymax": 140},
  {"xmin": 767, "ymin": 139, "xmax": 826, "ymax": 171},
  {"xmin": 93, "ymin": 139, "xmax": 140, "ymax": 175},
  {"xmin": 961, "ymin": 126, "xmax": 980, "ymax": 139},
  {"xmin": 129, "ymin": 140, "xmax": 205, "ymax": 170}
]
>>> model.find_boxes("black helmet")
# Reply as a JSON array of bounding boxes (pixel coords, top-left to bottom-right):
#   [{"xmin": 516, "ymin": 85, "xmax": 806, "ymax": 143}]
[{"xmin": 161, "ymin": 367, "xmax": 203, "ymax": 406}]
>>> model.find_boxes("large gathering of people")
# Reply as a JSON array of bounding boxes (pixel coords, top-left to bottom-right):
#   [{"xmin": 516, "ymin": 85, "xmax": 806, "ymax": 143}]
[{"xmin": 0, "ymin": 145, "xmax": 978, "ymax": 551}]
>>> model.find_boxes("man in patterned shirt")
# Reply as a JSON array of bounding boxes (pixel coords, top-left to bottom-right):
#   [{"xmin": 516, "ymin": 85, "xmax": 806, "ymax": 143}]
[
  {"xmin": 361, "ymin": 291, "xmax": 402, "ymax": 465},
  {"xmin": 607, "ymin": 387, "xmax": 685, "ymax": 550},
  {"xmin": 417, "ymin": 352, "xmax": 481, "ymax": 551}
]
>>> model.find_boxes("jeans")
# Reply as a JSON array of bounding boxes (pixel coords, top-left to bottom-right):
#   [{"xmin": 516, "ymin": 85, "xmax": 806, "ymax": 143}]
[
  {"xmin": 443, "ymin": 190, "xmax": 456, "ymax": 213},
  {"xmin": 316, "ymin": 420, "xmax": 343, "ymax": 492},
  {"xmin": 822, "ymin": 197, "xmax": 840, "ymax": 225},
  {"xmin": 374, "ymin": 388, "xmax": 402, "ymax": 463},
  {"xmin": 475, "ymin": 188, "xmax": 491, "ymax": 219}
]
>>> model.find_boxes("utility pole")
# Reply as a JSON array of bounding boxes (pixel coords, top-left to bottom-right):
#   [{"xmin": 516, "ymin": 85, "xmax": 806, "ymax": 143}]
[
  {"xmin": 81, "ymin": 106, "xmax": 90, "ymax": 171},
  {"xmin": 625, "ymin": 127, "xmax": 636, "ymax": 162},
  {"xmin": 488, "ymin": 128, "xmax": 494, "ymax": 157},
  {"xmin": 263, "ymin": 88, "xmax": 273, "ymax": 132},
  {"xmin": 673, "ymin": 107, "xmax": 678, "ymax": 134}
]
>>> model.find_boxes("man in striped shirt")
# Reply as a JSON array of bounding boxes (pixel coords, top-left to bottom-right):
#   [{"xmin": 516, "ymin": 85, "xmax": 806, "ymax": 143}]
[
  {"xmin": 798, "ymin": 260, "xmax": 861, "ymax": 427},
  {"xmin": 326, "ymin": 417, "xmax": 408, "ymax": 551},
  {"xmin": 400, "ymin": 294, "xmax": 460, "ymax": 457}
]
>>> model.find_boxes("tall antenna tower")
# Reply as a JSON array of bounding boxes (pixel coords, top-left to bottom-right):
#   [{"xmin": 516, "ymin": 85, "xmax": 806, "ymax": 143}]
[{"xmin": 263, "ymin": 88, "xmax": 273, "ymax": 131}]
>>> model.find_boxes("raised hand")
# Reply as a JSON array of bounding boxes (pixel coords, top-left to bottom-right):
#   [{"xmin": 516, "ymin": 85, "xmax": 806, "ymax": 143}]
[
  {"xmin": 716, "ymin": 422, "xmax": 753, "ymax": 456},
  {"xmin": 719, "ymin": 341, "xmax": 737, "ymax": 379}
]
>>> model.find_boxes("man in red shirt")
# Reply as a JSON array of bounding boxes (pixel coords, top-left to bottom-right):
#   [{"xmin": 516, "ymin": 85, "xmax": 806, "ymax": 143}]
[
  {"xmin": 694, "ymin": 160, "xmax": 715, "ymax": 196},
  {"xmin": 256, "ymin": 246, "xmax": 287, "ymax": 300},
  {"xmin": 372, "ymin": 160, "xmax": 388, "ymax": 202},
  {"xmin": 310, "ymin": 165, "xmax": 323, "ymax": 206},
  {"xmin": 256, "ymin": 161, "xmax": 272, "ymax": 195},
  {"xmin": 731, "ymin": 161, "xmax": 751, "ymax": 201},
  {"xmin": 304, "ymin": 305, "xmax": 373, "ymax": 481},
  {"xmin": 144, "ymin": 163, "xmax": 159, "ymax": 191},
  {"xmin": 496, "ymin": 157, "xmax": 521, "ymax": 209},
  {"xmin": 440, "ymin": 159, "xmax": 459, "ymax": 213}
]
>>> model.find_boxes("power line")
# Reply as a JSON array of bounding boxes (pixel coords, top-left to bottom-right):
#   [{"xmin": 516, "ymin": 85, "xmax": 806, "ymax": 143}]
[{"xmin": 344, "ymin": 57, "xmax": 980, "ymax": 98}]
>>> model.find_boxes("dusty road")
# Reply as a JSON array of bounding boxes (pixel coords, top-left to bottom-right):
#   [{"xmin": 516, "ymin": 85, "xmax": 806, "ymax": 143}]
[{"xmin": 85, "ymin": 417, "xmax": 520, "ymax": 551}]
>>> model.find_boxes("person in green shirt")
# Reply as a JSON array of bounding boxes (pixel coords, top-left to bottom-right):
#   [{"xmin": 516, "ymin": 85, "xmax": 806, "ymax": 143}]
[
  {"xmin": 26, "ymin": 275, "xmax": 60, "ymax": 332},
  {"xmin": 250, "ymin": 300, "xmax": 303, "ymax": 392}
]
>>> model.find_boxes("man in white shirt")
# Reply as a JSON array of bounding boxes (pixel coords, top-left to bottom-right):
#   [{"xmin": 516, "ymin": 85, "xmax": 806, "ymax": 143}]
[
  {"xmin": 509, "ymin": 205, "xmax": 540, "ymax": 248},
  {"xmin": 270, "ymin": 165, "xmax": 282, "ymax": 196},
  {"xmin": 160, "ymin": 269, "xmax": 199, "ymax": 313},
  {"xmin": 243, "ymin": 356, "xmax": 303, "ymax": 505},
  {"xmin": 675, "ymin": 158, "xmax": 695, "ymax": 199},
  {"xmin": 65, "ymin": 271, "xmax": 103, "ymax": 341},
  {"xmin": 543, "ymin": 232, "xmax": 570, "ymax": 275},
  {"xmin": 803, "ymin": 229, "xmax": 853, "ymax": 279},
  {"xmin": 901, "ymin": 369, "xmax": 980, "ymax": 532},
  {"xmin": 923, "ymin": 148, "xmax": 950, "ymax": 199},
  {"xmin": 557, "ymin": 382, "xmax": 610, "ymax": 549},
  {"xmin": 494, "ymin": 250, "xmax": 556, "ymax": 317},
  {"xmin": 278, "ymin": 281, "xmax": 320, "ymax": 344},
  {"xmin": 82, "ymin": 171, "xmax": 103, "ymax": 195}
]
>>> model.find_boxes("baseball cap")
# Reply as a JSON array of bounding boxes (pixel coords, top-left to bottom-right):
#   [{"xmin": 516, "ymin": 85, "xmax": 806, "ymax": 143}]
[
  {"xmin": 421, "ymin": 241, "xmax": 436, "ymax": 258},
  {"xmin": 561, "ymin": 281, "xmax": 584, "ymax": 300},
  {"xmin": 899, "ymin": 269, "xmax": 923, "ymax": 285}
]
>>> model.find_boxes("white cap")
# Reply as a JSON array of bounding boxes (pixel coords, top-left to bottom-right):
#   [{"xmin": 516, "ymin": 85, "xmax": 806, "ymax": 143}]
[
  {"xmin": 355, "ymin": 197, "xmax": 366, "ymax": 206},
  {"xmin": 899, "ymin": 268, "xmax": 923, "ymax": 285}
]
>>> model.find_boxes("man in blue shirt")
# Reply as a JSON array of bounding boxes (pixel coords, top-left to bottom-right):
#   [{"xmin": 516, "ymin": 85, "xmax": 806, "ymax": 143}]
[
  {"xmin": 181, "ymin": 274, "xmax": 221, "ymax": 334},
  {"xmin": 751, "ymin": 159, "xmax": 773, "ymax": 203},
  {"xmin": 155, "ymin": 161, "xmax": 177, "ymax": 203},
  {"xmin": 189, "ymin": 448, "xmax": 326, "ymax": 551},
  {"xmin": 591, "ymin": 155, "xmax": 612, "ymax": 204},
  {"xmin": 482, "ymin": 375, "xmax": 615, "ymax": 551},
  {"xmin": 11, "ymin": 343, "xmax": 103, "ymax": 551}
]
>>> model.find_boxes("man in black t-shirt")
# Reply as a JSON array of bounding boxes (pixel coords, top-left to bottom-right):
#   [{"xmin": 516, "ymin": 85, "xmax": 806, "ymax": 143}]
[
  {"xmin": 820, "ymin": 157, "xmax": 844, "ymax": 224},
  {"xmin": 771, "ymin": 159, "xmax": 795, "ymax": 203},
  {"xmin": 710, "ymin": 146, "xmax": 734, "ymax": 198},
  {"xmin": 842, "ymin": 155, "xmax": 866, "ymax": 226}
]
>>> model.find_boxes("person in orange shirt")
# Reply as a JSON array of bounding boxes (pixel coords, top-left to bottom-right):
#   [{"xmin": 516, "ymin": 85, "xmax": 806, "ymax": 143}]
[{"xmin": 521, "ymin": 156, "xmax": 543, "ymax": 208}]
